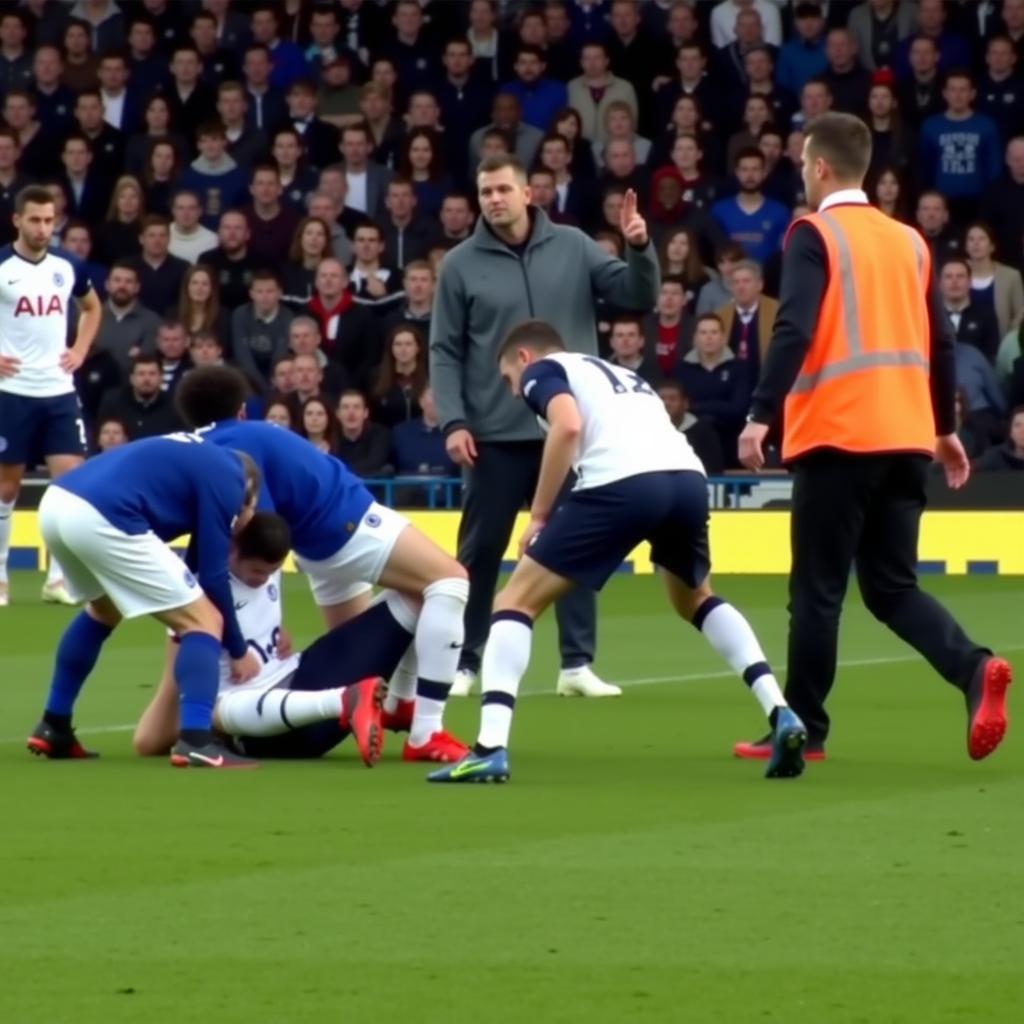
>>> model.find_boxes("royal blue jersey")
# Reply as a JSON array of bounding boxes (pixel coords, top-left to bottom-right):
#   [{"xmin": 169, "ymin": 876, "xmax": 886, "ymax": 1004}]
[
  {"xmin": 55, "ymin": 434, "xmax": 249, "ymax": 657},
  {"xmin": 199, "ymin": 420, "xmax": 375, "ymax": 560}
]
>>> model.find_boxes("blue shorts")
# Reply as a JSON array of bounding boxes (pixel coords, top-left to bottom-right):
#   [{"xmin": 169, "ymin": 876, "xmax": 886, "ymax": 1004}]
[
  {"xmin": 237, "ymin": 599, "xmax": 414, "ymax": 759},
  {"xmin": 0, "ymin": 391, "xmax": 86, "ymax": 465},
  {"xmin": 526, "ymin": 470, "xmax": 711, "ymax": 591}
]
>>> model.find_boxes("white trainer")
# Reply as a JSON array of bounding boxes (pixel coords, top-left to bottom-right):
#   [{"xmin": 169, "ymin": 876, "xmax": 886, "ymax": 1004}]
[
  {"xmin": 0, "ymin": 581, "xmax": 8, "ymax": 607},
  {"xmin": 556, "ymin": 665, "xmax": 622, "ymax": 698},
  {"xmin": 41, "ymin": 580, "xmax": 79, "ymax": 606},
  {"xmin": 448, "ymin": 668, "xmax": 478, "ymax": 697}
]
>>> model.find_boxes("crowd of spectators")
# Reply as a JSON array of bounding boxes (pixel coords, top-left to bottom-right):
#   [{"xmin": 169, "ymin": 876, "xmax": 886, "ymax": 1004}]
[{"xmin": 11, "ymin": 0, "xmax": 1024, "ymax": 482}]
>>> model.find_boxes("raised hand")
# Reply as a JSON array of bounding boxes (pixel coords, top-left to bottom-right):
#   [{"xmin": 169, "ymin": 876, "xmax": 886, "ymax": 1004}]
[{"xmin": 619, "ymin": 188, "xmax": 649, "ymax": 247}]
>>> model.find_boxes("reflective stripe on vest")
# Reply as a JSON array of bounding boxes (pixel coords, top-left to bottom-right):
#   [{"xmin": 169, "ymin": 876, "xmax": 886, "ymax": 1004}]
[{"xmin": 789, "ymin": 210, "xmax": 930, "ymax": 396}]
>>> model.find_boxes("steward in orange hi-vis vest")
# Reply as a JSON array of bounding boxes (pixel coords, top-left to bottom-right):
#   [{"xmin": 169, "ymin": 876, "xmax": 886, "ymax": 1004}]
[
  {"xmin": 781, "ymin": 204, "xmax": 936, "ymax": 461},
  {"xmin": 733, "ymin": 113, "xmax": 1009, "ymax": 766}
]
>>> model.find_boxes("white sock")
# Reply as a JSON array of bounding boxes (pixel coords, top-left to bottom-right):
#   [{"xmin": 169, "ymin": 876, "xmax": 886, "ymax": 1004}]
[
  {"xmin": 478, "ymin": 612, "xmax": 534, "ymax": 750},
  {"xmin": 45, "ymin": 553, "xmax": 64, "ymax": 586},
  {"xmin": 0, "ymin": 498, "xmax": 13, "ymax": 583},
  {"xmin": 694, "ymin": 598, "xmax": 786, "ymax": 719},
  {"xmin": 410, "ymin": 577, "xmax": 469, "ymax": 747},
  {"xmin": 217, "ymin": 686, "xmax": 344, "ymax": 737},
  {"xmin": 386, "ymin": 644, "xmax": 417, "ymax": 712}
]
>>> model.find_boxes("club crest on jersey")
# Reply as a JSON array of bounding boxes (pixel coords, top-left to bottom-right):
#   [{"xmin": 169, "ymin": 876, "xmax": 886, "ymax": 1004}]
[
  {"xmin": 267, "ymin": 583, "xmax": 278, "ymax": 602},
  {"xmin": 183, "ymin": 568, "xmax": 197, "ymax": 588},
  {"xmin": 14, "ymin": 295, "xmax": 65, "ymax": 317},
  {"xmin": 53, "ymin": 271, "xmax": 65, "ymax": 287}
]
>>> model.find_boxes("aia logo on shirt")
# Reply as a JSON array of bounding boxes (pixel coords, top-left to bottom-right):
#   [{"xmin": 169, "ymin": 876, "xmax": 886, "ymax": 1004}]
[{"xmin": 13, "ymin": 295, "xmax": 64, "ymax": 317}]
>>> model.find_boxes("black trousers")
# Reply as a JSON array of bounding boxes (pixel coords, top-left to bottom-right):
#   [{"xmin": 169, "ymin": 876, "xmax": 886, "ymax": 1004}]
[
  {"xmin": 456, "ymin": 440, "xmax": 597, "ymax": 672},
  {"xmin": 786, "ymin": 451, "xmax": 989, "ymax": 744}
]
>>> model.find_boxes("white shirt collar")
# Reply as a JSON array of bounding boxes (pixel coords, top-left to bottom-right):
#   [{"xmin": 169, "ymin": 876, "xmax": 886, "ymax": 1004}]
[{"xmin": 818, "ymin": 188, "xmax": 869, "ymax": 212}]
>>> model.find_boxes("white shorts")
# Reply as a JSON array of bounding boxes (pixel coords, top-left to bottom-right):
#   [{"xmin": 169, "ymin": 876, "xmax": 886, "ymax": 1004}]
[
  {"xmin": 294, "ymin": 501, "xmax": 408, "ymax": 607},
  {"xmin": 38, "ymin": 487, "xmax": 204, "ymax": 618}
]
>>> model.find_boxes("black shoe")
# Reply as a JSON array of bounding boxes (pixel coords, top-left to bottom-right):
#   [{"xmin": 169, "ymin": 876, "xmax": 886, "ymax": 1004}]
[
  {"xmin": 26, "ymin": 720, "xmax": 98, "ymax": 759},
  {"xmin": 169, "ymin": 737, "xmax": 258, "ymax": 769}
]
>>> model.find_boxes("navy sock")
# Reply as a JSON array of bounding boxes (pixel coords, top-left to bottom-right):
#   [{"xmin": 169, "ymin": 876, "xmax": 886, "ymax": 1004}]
[
  {"xmin": 45, "ymin": 612, "xmax": 114, "ymax": 718},
  {"xmin": 174, "ymin": 632, "xmax": 222, "ymax": 733}
]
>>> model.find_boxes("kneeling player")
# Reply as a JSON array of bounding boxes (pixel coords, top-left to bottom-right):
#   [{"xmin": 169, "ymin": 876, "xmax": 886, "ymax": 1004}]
[
  {"xmin": 430, "ymin": 321, "xmax": 808, "ymax": 784},
  {"xmin": 133, "ymin": 513, "xmax": 419, "ymax": 763}
]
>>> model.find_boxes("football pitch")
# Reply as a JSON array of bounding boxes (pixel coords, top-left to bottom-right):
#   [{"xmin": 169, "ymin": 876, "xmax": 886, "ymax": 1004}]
[{"xmin": 2, "ymin": 571, "xmax": 1023, "ymax": 1024}]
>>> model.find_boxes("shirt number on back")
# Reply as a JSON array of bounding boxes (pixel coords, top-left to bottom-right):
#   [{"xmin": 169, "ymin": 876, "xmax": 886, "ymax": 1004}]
[{"xmin": 582, "ymin": 356, "xmax": 654, "ymax": 396}]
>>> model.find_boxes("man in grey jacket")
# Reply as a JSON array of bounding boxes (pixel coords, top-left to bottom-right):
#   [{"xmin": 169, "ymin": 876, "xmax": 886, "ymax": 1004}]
[
  {"xmin": 430, "ymin": 154, "xmax": 660, "ymax": 698},
  {"xmin": 231, "ymin": 270, "xmax": 294, "ymax": 393}
]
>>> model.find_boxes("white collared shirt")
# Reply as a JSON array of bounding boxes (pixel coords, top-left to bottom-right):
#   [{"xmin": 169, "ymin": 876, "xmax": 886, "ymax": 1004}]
[
  {"xmin": 817, "ymin": 188, "xmax": 869, "ymax": 212},
  {"xmin": 102, "ymin": 88, "xmax": 126, "ymax": 129}
]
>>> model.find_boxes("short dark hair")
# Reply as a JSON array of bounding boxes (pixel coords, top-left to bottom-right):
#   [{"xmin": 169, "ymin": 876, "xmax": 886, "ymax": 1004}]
[
  {"xmin": 498, "ymin": 319, "xmax": 566, "ymax": 363},
  {"xmin": 804, "ymin": 111, "xmax": 872, "ymax": 182},
  {"xmin": 131, "ymin": 353, "xmax": 162, "ymax": 372},
  {"xmin": 250, "ymin": 162, "xmax": 280, "ymax": 182},
  {"xmin": 695, "ymin": 312, "xmax": 725, "ymax": 330},
  {"xmin": 287, "ymin": 77, "xmax": 317, "ymax": 95},
  {"xmin": 14, "ymin": 184, "xmax": 55, "ymax": 213},
  {"xmin": 234, "ymin": 511, "xmax": 291, "ymax": 563},
  {"xmin": 515, "ymin": 44, "xmax": 546, "ymax": 63},
  {"xmin": 339, "ymin": 388, "xmax": 368, "ymax": 405},
  {"xmin": 660, "ymin": 274, "xmax": 687, "ymax": 291},
  {"xmin": 733, "ymin": 145, "xmax": 765, "ymax": 168},
  {"xmin": 140, "ymin": 213, "xmax": 170, "ymax": 232},
  {"xmin": 940, "ymin": 256, "xmax": 971, "ymax": 276},
  {"xmin": 341, "ymin": 122, "xmax": 372, "ymax": 143},
  {"xmin": 197, "ymin": 120, "xmax": 226, "ymax": 140},
  {"xmin": 176, "ymin": 365, "xmax": 249, "ymax": 427},
  {"xmin": 354, "ymin": 221, "xmax": 382, "ymax": 240},
  {"xmin": 251, "ymin": 268, "xmax": 281, "ymax": 287},
  {"xmin": 477, "ymin": 153, "xmax": 527, "ymax": 180},
  {"xmin": 610, "ymin": 315, "xmax": 642, "ymax": 332}
]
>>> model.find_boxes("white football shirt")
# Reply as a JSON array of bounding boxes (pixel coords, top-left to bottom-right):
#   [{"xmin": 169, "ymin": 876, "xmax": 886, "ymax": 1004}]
[
  {"xmin": 522, "ymin": 352, "xmax": 705, "ymax": 489},
  {"xmin": 0, "ymin": 244, "xmax": 91, "ymax": 397},
  {"xmin": 217, "ymin": 570, "xmax": 300, "ymax": 695}
]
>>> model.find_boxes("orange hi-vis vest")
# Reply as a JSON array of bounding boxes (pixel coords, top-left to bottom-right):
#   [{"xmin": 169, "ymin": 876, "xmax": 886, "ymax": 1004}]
[{"xmin": 782, "ymin": 203, "xmax": 936, "ymax": 462}]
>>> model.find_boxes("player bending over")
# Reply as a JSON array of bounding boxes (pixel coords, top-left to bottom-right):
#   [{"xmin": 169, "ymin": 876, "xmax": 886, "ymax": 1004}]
[
  {"xmin": 27, "ymin": 434, "xmax": 263, "ymax": 769},
  {"xmin": 429, "ymin": 320, "xmax": 808, "ymax": 784},
  {"xmin": 175, "ymin": 365, "xmax": 469, "ymax": 764},
  {"xmin": 0, "ymin": 185, "xmax": 103, "ymax": 607},
  {"xmin": 134, "ymin": 512, "xmax": 420, "ymax": 765}
]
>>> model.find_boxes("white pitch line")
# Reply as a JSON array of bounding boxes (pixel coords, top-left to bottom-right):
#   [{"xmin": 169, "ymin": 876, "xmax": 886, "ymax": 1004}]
[{"xmin": 3, "ymin": 644, "xmax": 1021, "ymax": 746}]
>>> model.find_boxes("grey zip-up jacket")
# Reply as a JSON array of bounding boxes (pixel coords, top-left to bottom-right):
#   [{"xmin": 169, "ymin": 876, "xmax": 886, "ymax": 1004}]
[{"xmin": 430, "ymin": 208, "xmax": 660, "ymax": 442}]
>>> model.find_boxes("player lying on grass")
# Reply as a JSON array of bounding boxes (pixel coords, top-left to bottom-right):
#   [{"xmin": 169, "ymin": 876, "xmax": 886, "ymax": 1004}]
[
  {"xmin": 27, "ymin": 433, "xmax": 263, "ymax": 769},
  {"xmin": 429, "ymin": 320, "xmax": 808, "ymax": 784},
  {"xmin": 175, "ymin": 365, "xmax": 468, "ymax": 764},
  {"xmin": 133, "ymin": 512, "xmax": 422, "ymax": 765}
]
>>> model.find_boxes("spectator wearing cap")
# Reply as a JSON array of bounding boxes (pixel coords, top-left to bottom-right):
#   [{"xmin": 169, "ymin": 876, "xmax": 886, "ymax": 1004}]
[
  {"xmin": 847, "ymin": 0, "xmax": 917, "ymax": 73},
  {"xmin": 567, "ymin": 41, "xmax": 638, "ymax": 144},
  {"xmin": 316, "ymin": 55, "xmax": 362, "ymax": 129}
]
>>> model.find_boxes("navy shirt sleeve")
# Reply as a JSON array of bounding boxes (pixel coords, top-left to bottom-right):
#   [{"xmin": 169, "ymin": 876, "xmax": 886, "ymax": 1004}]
[
  {"xmin": 193, "ymin": 461, "xmax": 248, "ymax": 660},
  {"xmin": 748, "ymin": 222, "xmax": 825, "ymax": 424},
  {"xmin": 58, "ymin": 248, "xmax": 93, "ymax": 297},
  {"xmin": 521, "ymin": 359, "xmax": 572, "ymax": 419}
]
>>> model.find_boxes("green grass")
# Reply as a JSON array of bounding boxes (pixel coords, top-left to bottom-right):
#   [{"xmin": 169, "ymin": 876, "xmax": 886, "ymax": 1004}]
[{"xmin": 2, "ymin": 571, "xmax": 1023, "ymax": 1024}]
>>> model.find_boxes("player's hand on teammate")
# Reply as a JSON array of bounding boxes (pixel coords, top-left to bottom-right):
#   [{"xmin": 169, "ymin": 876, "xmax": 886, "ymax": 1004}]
[
  {"xmin": 935, "ymin": 434, "xmax": 971, "ymax": 490},
  {"xmin": 738, "ymin": 421, "xmax": 770, "ymax": 471},
  {"xmin": 446, "ymin": 428, "xmax": 477, "ymax": 467},
  {"xmin": 0, "ymin": 354, "xmax": 21, "ymax": 378},
  {"xmin": 59, "ymin": 347, "xmax": 86, "ymax": 374},
  {"xmin": 518, "ymin": 515, "xmax": 546, "ymax": 556},
  {"xmin": 619, "ymin": 189, "xmax": 649, "ymax": 247},
  {"xmin": 230, "ymin": 649, "xmax": 262, "ymax": 684}
]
